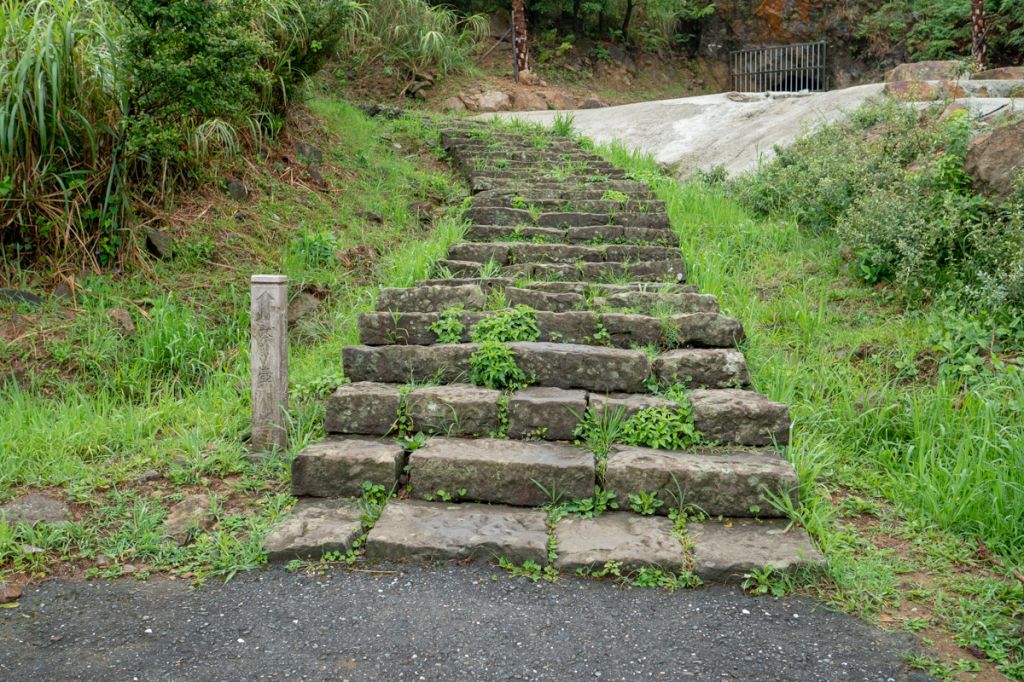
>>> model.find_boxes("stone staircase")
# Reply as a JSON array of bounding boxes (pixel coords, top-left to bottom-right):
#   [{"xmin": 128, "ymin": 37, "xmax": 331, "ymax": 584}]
[{"xmin": 265, "ymin": 122, "xmax": 825, "ymax": 584}]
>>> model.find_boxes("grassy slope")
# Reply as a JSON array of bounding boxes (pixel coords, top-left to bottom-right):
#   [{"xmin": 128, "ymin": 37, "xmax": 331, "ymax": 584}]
[
  {"xmin": 0, "ymin": 99, "xmax": 465, "ymax": 583},
  {"xmin": 598, "ymin": 142, "xmax": 1023, "ymax": 680}
]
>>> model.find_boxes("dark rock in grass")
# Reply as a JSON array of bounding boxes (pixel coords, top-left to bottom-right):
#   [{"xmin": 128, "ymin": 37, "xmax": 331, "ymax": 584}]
[
  {"xmin": 107, "ymin": 308, "xmax": 136, "ymax": 335},
  {"xmin": 507, "ymin": 387, "xmax": 587, "ymax": 441},
  {"xmin": 144, "ymin": 227, "xmax": 174, "ymax": 259},
  {"xmin": 226, "ymin": 177, "xmax": 251, "ymax": 202},
  {"xmin": 163, "ymin": 494, "xmax": 211, "ymax": 545},
  {"xmin": 287, "ymin": 292, "xmax": 322, "ymax": 326},
  {"xmin": 0, "ymin": 289, "xmax": 44, "ymax": 307},
  {"xmin": 689, "ymin": 518, "xmax": 825, "ymax": 584},
  {"xmin": 291, "ymin": 437, "xmax": 405, "ymax": 498},
  {"xmin": 0, "ymin": 494, "xmax": 71, "ymax": 526},
  {"xmin": 365, "ymin": 500, "xmax": 548, "ymax": 564},
  {"xmin": 325, "ymin": 382, "xmax": 401, "ymax": 435},
  {"xmin": 293, "ymin": 142, "xmax": 324, "ymax": 165},
  {"xmin": 264, "ymin": 498, "xmax": 364, "ymax": 561},
  {"xmin": 554, "ymin": 513, "xmax": 686, "ymax": 572},
  {"xmin": 965, "ymin": 119, "xmax": 1024, "ymax": 200}
]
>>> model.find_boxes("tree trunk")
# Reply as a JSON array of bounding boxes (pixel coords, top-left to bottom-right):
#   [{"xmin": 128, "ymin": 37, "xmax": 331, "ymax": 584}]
[
  {"xmin": 972, "ymin": 0, "xmax": 987, "ymax": 69},
  {"xmin": 512, "ymin": 0, "xmax": 529, "ymax": 78},
  {"xmin": 622, "ymin": 0, "xmax": 636, "ymax": 43}
]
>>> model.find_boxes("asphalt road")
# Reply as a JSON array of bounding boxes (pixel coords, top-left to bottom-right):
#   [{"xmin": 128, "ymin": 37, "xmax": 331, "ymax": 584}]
[{"xmin": 1, "ymin": 564, "xmax": 932, "ymax": 681}]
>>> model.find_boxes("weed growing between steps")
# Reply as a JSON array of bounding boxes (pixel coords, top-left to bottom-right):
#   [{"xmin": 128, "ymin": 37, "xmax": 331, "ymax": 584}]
[
  {"xmin": 593, "ymin": 140, "xmax": 1024, "ymax": 678},
  {"xmin": 0, "ymin": 102, "xmax": 466, "ymax": 585}
]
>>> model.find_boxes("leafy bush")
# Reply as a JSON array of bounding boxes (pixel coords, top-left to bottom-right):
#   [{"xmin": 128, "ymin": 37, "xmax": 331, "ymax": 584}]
[
  {"xmin": 470, "ymin": 305, "xmax": 540, "ymax": 343},
  {"xmin": 470, "ymin": 340, "xmax": 528, "ymax": 389},
  {"xmin": 620, "ymin": 405, "xmax": 701, "ymax": 450},
  {"xmin": 732, "ymin": 100, "xmax": 1024, "ymax": 311},
  {"xmin": 1, "ymin": 0, "xmax": 359, "ymax": 264}
]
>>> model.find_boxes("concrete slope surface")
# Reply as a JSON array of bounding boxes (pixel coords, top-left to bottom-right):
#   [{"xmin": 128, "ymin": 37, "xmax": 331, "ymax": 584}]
[
  {"xmin": 490, "ymin": 85, "xmax": 1021, "ymax": 179},
  {"xmin": 0, "ymin": 566, "xmax": 933, "ymax": 681}
]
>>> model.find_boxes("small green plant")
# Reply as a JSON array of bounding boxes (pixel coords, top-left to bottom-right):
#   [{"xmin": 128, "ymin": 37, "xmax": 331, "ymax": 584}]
[
  {"xmin": 470, "ymin": 305, "xmax": 540, "ymax": 343},
  {"xmin": 498, "ymin": 557, "xmax": 557, "ymax": 582},
  {"xmin": 289, "ymin": 229, "xmax": 341, "ymax": 268},
  {"xmin": 620, "ymin": 405, "xmax": 702, "ymax": 451},
  {"xmin": 430, "ymin": 306, "xmax": 465, "ymax": 343},
  {"xmin": 510, "ymin": 195, "xmax": 528, "ymax": 209},
  {"xmin": 469, "ymin": 340, "xmax": 527, "ymax": 389},
  {"xmin": 741, "ymin": 565, "xmax": 788, "ymax": 597},
  {"xmin": 628, "ymin": 491, "xmax": 664, "ymax": 516},
  {"xmin": 601, "ymin": 190, "xmax": 629, "ymax": 204},
  {"xmin": 398, "ymin": 432, "xmax": 428, "ymax": 450},
  {"xmin": 551, "ymin": 113, "xmax": 576, "ymax": 138},
  {"xmin": 551, "ymin": 487, "xmax": 618, "ymax": 521}
]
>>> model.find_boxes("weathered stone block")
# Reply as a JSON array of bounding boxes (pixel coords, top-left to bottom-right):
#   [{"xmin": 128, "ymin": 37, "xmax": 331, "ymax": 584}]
[
  {"xmin": 358, "ymin": 312, "xmax": 438, "ymax": 345},
  {"xmin": 603, "ymin": 445, "xmax": 797, "ymax": 517},
  {"xmin": 604, "ymin": 245, "xmax": 679, "ymax": 262},
  {"xmin": 264, "ymin": 499, "xmax": 363, "ymax": 561},
  {"xmin": 342, "ymin": 344, "xmax": 477, "ymax": 384},
  {"xmin": 376, "ymin": 284, "xmax": 485, "ymax": 313},
  {"xmin": 689, "ymin": 389, "xmax": 790, "ymax": 446},
  {"xmin": 506, "ymin": 287, "xmax": 584, "ymax": 312},
  {"xmin": 511, "ymin": 243, "xmax": 604, "ymax": 263},
  {"xmin": 406, "ymin": 384, "xmax": 501, "ymax": 436},
  {"xmin": 689, "ymin": 519, "xmax": 825, "ymax": 584},
  {"xmin": 409, "ymin": 437, "xmax": 594, "ymax": 506},
  {"xmin": 508, "ymin": 342, "xmax": 651, "ymax": 393},
  {"xmin": 668, "ymin": 313, "xmax": 745, "ymax": 347},
  {"xmin": 653, "ymin": 349, "xmax": 749, "ymax": 388},
  {"xmin": 365, "ymin": 500, "xmax": 549, "ymax": 564},
  {"xmin": 507, "ymin": 387, "xmax": 587, "ymax": 441},
  {"xmin": 291, "ymin": 437, "xmax": 406, "ymax": 497},
  {"xmin": 447, "ymin": 242, "xmax": 511, "ymax": 265},
  {"xmin": 566, "ymin": 225, "xmax": 624, "ymax": 243},
  {"xmin": 600, "ymin": 313, "xmax": 662, "ymax": 347},
  {"xmin": 554, "ymin": 513, "xmax": 687, "ymax": 571},
  {"xmin": 589, "ymin": 393, "xmax": 677, "ymax": 421},
  {"xmin": 325, "ymin": 382, "xmax": 402, "ymax": 434},
  {"xmin": 534, "ymin": 311, "xmax": 596, "ymax": 344}
]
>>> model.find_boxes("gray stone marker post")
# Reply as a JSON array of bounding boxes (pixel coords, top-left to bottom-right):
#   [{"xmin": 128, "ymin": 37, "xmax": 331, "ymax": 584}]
[{"xmin": 250, "ymin": 275, "xmax": 289, "ymax": 452}]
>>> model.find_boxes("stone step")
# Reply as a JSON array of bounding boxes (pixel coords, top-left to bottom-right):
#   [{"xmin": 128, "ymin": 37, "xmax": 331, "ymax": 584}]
[
  {"xmin": 462, "ymin": 159, "xmax": 620, "ymax": 174},
  {"xmin": 465, "ymin": 225, "xmax": 676, "ymax": 247},
  {"xmin": 688, "ymin": 519, "xmax": 825, "ymax": 584},
  {"xmin": 447, "ymin": 242, "xmax": 680, "ymax": 266},
  {"xmin": 471, "ymin": 177, "xmax": 652, "ymax": 195},
  {"xmin": 454, "ymin": 149, "xmax": 605, "ymax": 164},
  {"xmin": 342, "ymin": 343, "xmax": 748, "ymax": 392},
  {"xmin": 358, "ymin": 310, "xmax": 743, "ymax": 348},
  {"xmin": 465, "ymin": 207, "xmax": 669, "ymax": 230},
  {"xmin": 364, "ymin": 500, "xmax": 549, "ymax": 564},
  {"xmin": 467, "ymin": 169, "xmax": 630, "ymax": 183},
  {"xmin": 290, "ymin": 436, "xmax": 406, "ymax": 497},
  {"xmin": 471, "ymin": 197, "xmax": 667, "ymax": 214},
  {"xmin": 554, "ymin": 513, "xmax": 688, "ymax": 572},
  {"xmin": 474, "ymin": 188, "xmax": 656, "ymax": 202},
  {"xmin": 603, "ymin": 445, "xmax": 797, "ymax": 518},
  {"xmin": 264, "ymin": 498, "xmax": 363, "ymax": 561},
  {"xmin": 324, "ymin": 383, "xmax": 787, "ymax": 447},
  {"xmin": 375, "ymin": 282, "xmax": 713, "ymax": 314},
  {"xmin": 408, "ymin": 437, "xmax": 595, "ymax": 507},
  {"xmin": 436, "ymin": 258, "xmax": 686, "ymax": 283}
]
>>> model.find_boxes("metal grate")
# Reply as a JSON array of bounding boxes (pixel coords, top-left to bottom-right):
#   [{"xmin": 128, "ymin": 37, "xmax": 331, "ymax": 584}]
[{"xmin": 729, "ymin": 41, "xmax": 828, "ymax": 93}]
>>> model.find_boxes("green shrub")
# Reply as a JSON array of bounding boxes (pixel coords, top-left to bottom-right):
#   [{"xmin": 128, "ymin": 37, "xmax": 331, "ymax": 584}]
[
  {"xmin": 133, "ymin": 295, "xmax": 221, "ymax": 387},
  {"xmin": 289, "ymin": 229, "xmax": 340, "ymax": 268},
  {"xmin": 470, "ymin": 305, "xmax": 540, "ymax": 343},
  {"xmin": 732, "ymin": 100, "xmax": 1024, "ymax": 310},
  {"xmin": 470, "ymin": 340, "xmax": 527, "ymax": 389}
]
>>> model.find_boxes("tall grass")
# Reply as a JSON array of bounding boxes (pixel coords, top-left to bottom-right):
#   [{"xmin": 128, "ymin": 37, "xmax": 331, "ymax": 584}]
[
  {"xmin": 342, "ymin": 0, "xmax": 487, "ymax": 78},
  {"xmin": 0, "ymin": 0, "xmax": 126, "ymax": 258}
]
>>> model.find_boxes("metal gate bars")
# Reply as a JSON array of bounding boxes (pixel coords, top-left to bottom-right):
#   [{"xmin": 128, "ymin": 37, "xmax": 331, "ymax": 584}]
[{"xmin": 729, "ymin": 41, "xmax": 828, "ymax": 93}]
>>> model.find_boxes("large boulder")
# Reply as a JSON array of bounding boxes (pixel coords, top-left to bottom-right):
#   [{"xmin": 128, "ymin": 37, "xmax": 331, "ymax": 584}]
[
  {"xmin": 464, "ymin": 90, "xmax": 512, "ymax": 113},
  {"xmin": 965, "ymin": 120, "xmax": 1024, "ymax": 201},
  {"xmin": 972, "ymin": 66, "xmax": 1024, "ymax": 80},
  {"xmin": 885, "ymin": 60, "xmax": 960, "ymax": 82},
  {"xmin": 511, "ymin": 90, "xmax": 548, "ymax": 112}
]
